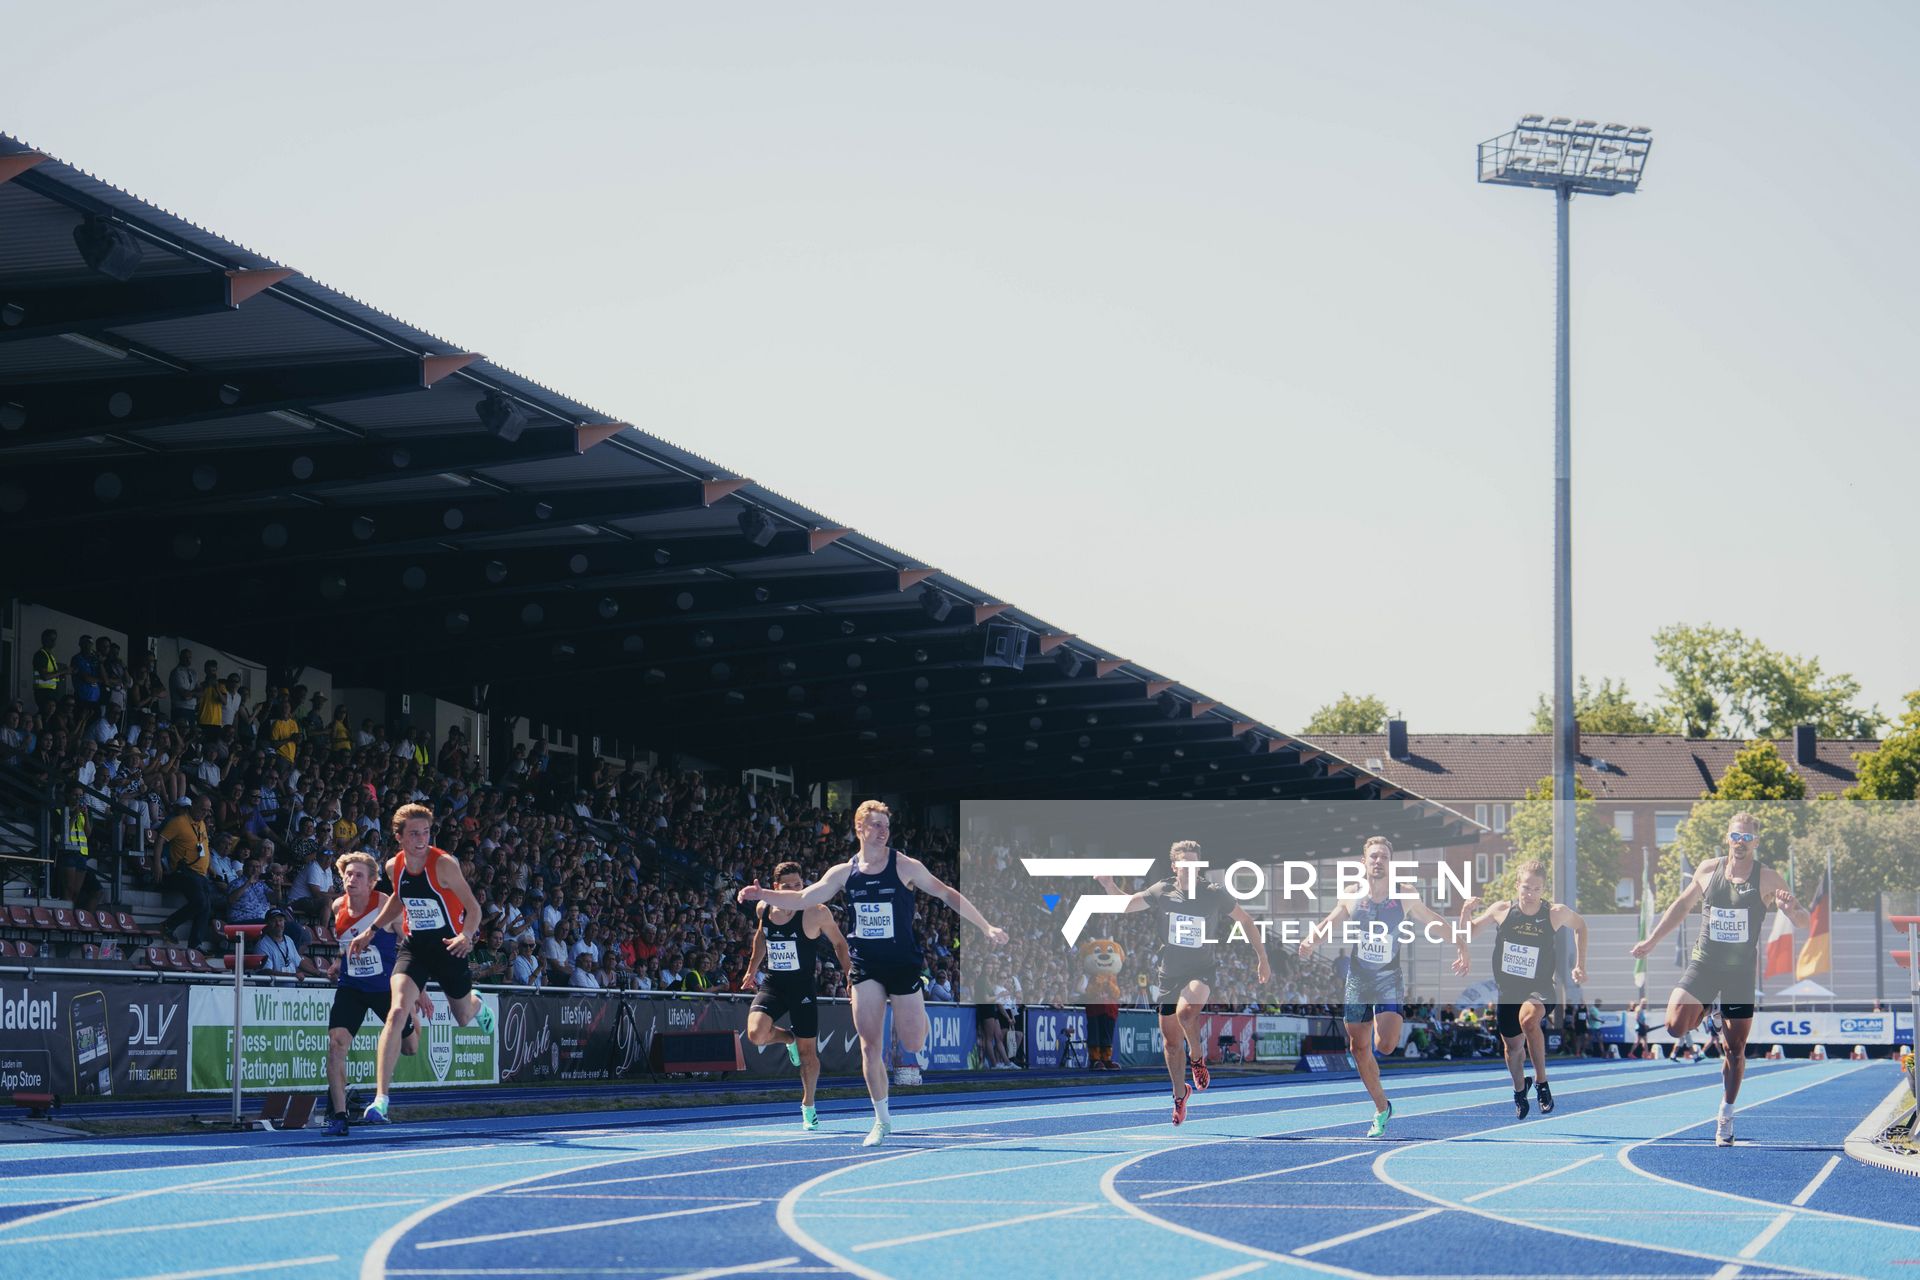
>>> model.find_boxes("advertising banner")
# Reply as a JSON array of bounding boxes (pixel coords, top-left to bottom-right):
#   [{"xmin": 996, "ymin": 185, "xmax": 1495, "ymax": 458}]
[
  {"xmin": 1114, "ymin": 1008, "xmax": 1163, "ymax": 1068},
  {"xmin": 1595, "ymin": 1007, "xmax": 1909, "ymax": 1046},
  {"xmin": 1194, "ymin": 1012, "xmax": 1257, "ymax": 1063},
  {"xmin": 740, "ymin": 996, "xmax": 859, "ymax": 1079},
  {"xmin": 0, "ymin": 979, "xmax": 187, "ymax": 1097},
  {"xmin": 1023, "ymin": 1006, "xmax": 1088, "ymax": 1069},
  {"xmin": 1256, "ymin": 1015, "xmax": 1311, "ymax": 1061},
  {"xmin": 888, "ymin": 1003, "xmax": 976, "ymax": 1072},
  {"xmin": 497, "ymin": 991, "xmax": 647, "ymax": 1084},
  {"xmin": 187, "ymin": 985, "xmax": 498, "ymax": 1093}
]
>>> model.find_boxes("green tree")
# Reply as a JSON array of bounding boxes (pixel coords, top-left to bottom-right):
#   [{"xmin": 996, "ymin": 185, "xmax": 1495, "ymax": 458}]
[
  {"xmin": 1302, "ymin": 692, "xmax": 1389, "ymax": 735},
  {"xmin": 1849, "ymin": 690, "xmax": 1920, "ymax": 801},
  {"xmin": 1667, "ymin": 741, "xmax": 1807, "ymax": 896},
  {"xmin": 1790, "ymin": 798, "xmax": 1920, "ymax": 909},
  {"xmin": 1528, "ymin": 677, "xmax": 1662, "ymax": 735},
  {"xmin": 1652, "ymin": 623, "xmax": 1885, "ymax": 739},
  {"xmin": 1476, "ymin": 775, "xmax": 1623, "ymax": 912}
]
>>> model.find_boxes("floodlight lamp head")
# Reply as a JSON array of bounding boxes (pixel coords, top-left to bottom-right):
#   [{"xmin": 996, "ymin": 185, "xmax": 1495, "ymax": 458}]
[{"xmin": 476, "ymin": 392, "xmax": 528, "ymax": 442}]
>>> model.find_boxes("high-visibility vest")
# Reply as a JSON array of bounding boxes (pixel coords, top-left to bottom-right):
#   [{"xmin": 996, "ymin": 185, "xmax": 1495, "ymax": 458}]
[
  {"xmin": 32, "ymin": 648, "xmax": 59, "ymax": 692},
  {"xmin": 64, "ymin": 808, "xmax": 90, "ymax": 859},
  {"xmin": 412, "ymin": 743, "xmax": 429, "ymax": 767}
]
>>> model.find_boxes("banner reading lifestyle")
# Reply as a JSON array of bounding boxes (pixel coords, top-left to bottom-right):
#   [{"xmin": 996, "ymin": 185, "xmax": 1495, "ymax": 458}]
[
  {"xmin": 187, "ymin": 985, "xmax": 498, "ymax": 1093},
  {"xmin": 0, "ymin": 978, "xmax": 187, "ymax": 1097}
]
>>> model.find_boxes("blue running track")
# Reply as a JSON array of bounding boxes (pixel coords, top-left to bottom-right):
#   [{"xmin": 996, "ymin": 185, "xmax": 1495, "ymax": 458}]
[{"xmin": 0, "ymin": 1059, "xmax": 1912, "ymax": 1280}]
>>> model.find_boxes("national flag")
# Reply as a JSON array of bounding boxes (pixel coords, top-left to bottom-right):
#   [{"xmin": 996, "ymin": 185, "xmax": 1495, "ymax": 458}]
[
  {"xmin": 1762, "ymin": 903, "xmax": 1796, "ymax": 983},
  {"xmin": 1634, "ymin": 850, "xmax": 1653, "ymax": 993},
  {"xmin": 1795, "ymin": 872, "xmax": 1831, "ymax": 981},
  {"xmin": 1672, "ymin": 851, "xmax": 1693, "ymax": 965}
]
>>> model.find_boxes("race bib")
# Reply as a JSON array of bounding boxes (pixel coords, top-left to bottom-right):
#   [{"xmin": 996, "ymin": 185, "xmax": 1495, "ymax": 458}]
[
  {"xmin": 1356, "ymin": 933, "xmax": 1394, "ymax": 966},
  {"xmin": 1166, "ymin": 912, "xmax": 1205, "ymax": 948},
  {"xmin": 344, "ymin": 921, "xmax": 385, "ymax": 978},
  {"xmin": 403, "ymin": 896, "xmax": 448, "ymax": 932},
  {"xmin": 1500, "ymin": 941, "xmax": 1540, "ymax": 980},
  {"xmin": 1706, "ymin": 907, "xmax": 1748, "ymax": 944},
  {"xmin": 766, "ymin": 939, "xmax": 800, "ymax": 972},
  {"xmin": 854, "ymin": 901, "xmax": 894, "ymax": 940}
]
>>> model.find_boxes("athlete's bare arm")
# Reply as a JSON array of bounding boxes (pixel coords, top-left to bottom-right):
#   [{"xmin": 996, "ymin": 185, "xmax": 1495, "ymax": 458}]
[
  {"xmin": 744, "ymin": 913, "xmax": 766, "ymax": 992},
  {"xmin": 1550, "ymin": 903, "xmax": 1590, "ymax": 984},
  {"xmin": 1630, "ymin": 861, "xmax": 1714, "ymax": 958},
  {"xmin": 1093, "ymin": 874, "xmax": 1156, "ymax": 913},
  {"xmin": 899, "ymin": 854, "xmax": 1008, "ymax": 944},
  {"xmin": 1457, "ymin": 897, "xmax": 1512, "ymax": 933},
  {"xmin": 810, "ymin": 903, "xmax": 853, "ymax": 975},
  {"xmin": 1228, "ymin": 905, "xmax": 1274, "ymax": 983},
  {"xmin": 738, "ymin": 863, "xmax": 851, "ymax": 910},
  {"xmin": 1760, "ymin": 865, "xmax": 1811, "ymax": 929},
  {"xmin": 435, "ymin": 855, "xmax": 483, "ymax": 957},
  {"xmin": 1405, "ymin": 897, "xmax": 1471, "ymax": 975},
  {"xmin": 1299, "ymin": 895, "xmax": 1356, "ymax": 959}
]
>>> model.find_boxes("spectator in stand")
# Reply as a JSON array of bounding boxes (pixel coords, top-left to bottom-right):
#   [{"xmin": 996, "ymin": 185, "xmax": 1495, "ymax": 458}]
[
  {"xmin": 543, "ymin": 925, "xmax": 576, "ymax": 985},
  {"xmin": 267, "ymin": 698, "xmax": 301, "ymax": 763},
  {"xmin": 167, "ymin": 648, "xmax": 198, "ymax": 723},
  {"xmin": 227, "ymin": 855, "xmax": 274, "ymax": 926},
  {"xmin": 257, "ymin": 908, "xmax": 322, "ymax": 978},
  {"xmin": 196, "ymin": 661, "xmax": 225, "ymax": 740},
  {"xmin": 328, "ymin": 705, "xmax": 352, "ymax": 757},
  {"xmin": 570, "ymin": 954, "xmax": 602, "ymax": 990},
  {"xmin": 32, "ymin": 629, "xmax": 65, "ymax": 715},
  {"xmin": 287, "ymin": 841, "xmax": 336, "ymax": 927},
  {"xmin": 469, "ymin": 926, "xmax": 508, "ymax": 983},
  {"xmin": 510, "ymin": 938, "xmax": 542, "ymax": 987},
  {"xmin": 58, "ymin": 782, "xmax": 101, "ymax": 908},
  {"xmin": 69, "ymin": 635, "xmax": 103, "ymax": 710},
  {"xmin": 158, "ymin": 795, "xmax": 215, "ymax": 952}
]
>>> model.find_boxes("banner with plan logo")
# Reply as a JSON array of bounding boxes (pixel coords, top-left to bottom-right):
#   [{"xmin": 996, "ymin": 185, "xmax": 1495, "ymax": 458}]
[{"xmin": 186, "ymin": 985, "xmax": 497, "ymax": 1092}]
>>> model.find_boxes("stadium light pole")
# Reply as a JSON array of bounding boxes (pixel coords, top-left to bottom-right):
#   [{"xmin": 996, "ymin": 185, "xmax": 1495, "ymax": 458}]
[{"xmin": 1478, "ymin": 116, "xmax": 1653, "ymax": 915}]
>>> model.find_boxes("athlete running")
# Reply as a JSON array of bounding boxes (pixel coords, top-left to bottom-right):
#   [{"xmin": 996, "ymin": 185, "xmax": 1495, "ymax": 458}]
[
  {"xmin": 344, "ymin": 803, "xmax": 486, "ymax": 1124},
  {"xmin": 744, "ymin": 859, "xmax": 852, "ymax": 1131},
  {"xmin": 1458, "ymin": 858, "xmax": 1589, "ymax": 1118},
  {"xmin": 737, "ymin": 800, "xmax": 1006, "ymax": 1147},
  {"xmin": 1097, "ymin": 839, "xmax": 1271, "ymax": 1126},
  {"xmin": 322, "ymin": 851, "xmax": 434, "ymax": 1136},
  {"xmin": 1301, "ymin": 835, "xmax": 1468, "ymax": 1138},
  {"xmin": 1630, "ymin": 810, "xmax": 1806, "ymax": 1145}
]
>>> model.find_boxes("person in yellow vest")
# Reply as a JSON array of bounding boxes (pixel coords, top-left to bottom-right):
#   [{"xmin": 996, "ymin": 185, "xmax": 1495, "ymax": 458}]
[
  {"xmin": 328, "ymin": 706, "xmax": 351, "ymax": 757},
  {"xmin": 59, "ymin": 782, "xmax": 100, "ymax": 907},
  {"xmin": 196, "ymin": 660, "xmax": 225, "ymax": 741},
  {"xmin": 158, "ymin": 794, "xmax": 215, "ymax": 951},
  {"xmin": 268, "ymin": 698, "xmax": 301, "ymax": 763},
  {"xmin": 31, "ymin": 629, "xmax": 64, "ymax": 715}
]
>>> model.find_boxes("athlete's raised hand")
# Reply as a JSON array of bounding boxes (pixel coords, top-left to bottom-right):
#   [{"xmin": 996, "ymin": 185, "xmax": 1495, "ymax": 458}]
[
  {"xmin": 1458, "ymin": 895, "xmax": 1483, "ymax": 919},
  {"xmin": 736, "ymin": 881, "xmax": 763, "ymax": 905},
  {"xmin": 984, "ymin": 924, "xmax": 1008, "ymax": 945},
  {"xmin": 1628, "ymin": 936, "xmax": 1656, "ymax": 960},
  {"xmin": 1095, "ymin": 874, "xmax": 1120, "ymax": 894},
  {"xmin": 1774, "ymin": 885, "xmax": 1800, "ymax": 915}
]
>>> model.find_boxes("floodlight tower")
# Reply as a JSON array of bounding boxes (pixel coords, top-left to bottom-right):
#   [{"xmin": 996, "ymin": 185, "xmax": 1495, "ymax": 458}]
[{"xmin": 1478, "ymin": 117, "xmax": 1652, "ymax": 913}]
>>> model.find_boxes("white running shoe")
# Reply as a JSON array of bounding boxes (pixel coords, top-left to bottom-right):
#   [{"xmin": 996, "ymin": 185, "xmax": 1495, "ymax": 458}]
[
  {"xmin": 1715, "ymin": 1114, "xmax": 1735, "ymax": 1147},
  {"xmin": 862, "ymin": 1119, "xmax": 892, "ymax": 1148},
  {"xmin": 892, "ymin": 1065, "xmax": 922, "ymax": 1087}
]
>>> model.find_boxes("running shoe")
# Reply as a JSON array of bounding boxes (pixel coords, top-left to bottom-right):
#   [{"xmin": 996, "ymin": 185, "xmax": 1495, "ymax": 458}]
[
  {"xmin": 786, "ymin": 1042, "xmax": 801, "ymax": 1068},
  {"xmin": 359, "ymin": 1096, "xmax": 392, "ymax": 1125},
  {"xmin": 801, "ymin": 1105, "xmax": 819, "ymax": 1132},
  {"xmin": 323, "ymin": 1111, "xmax": 349, "ymax": 1138},
  {"xmin": 1513, "ymin": 1079, "xmax": 1531, "ymax": 1120},
  {"xmin": 1535, "ymin": 1080, "xmax": 1555, "ymax": 1114},
  {"xmin": 862, "ymin": 1119, "xmax": 891, "ymax": 1148},
  {"xmin": 1367, "ymin": 1101, "xmax": 1394, "ymax": 1139},
  {"xmin": 1715, "ymin": 1114, "xmax": 1735, "ymax": 1147},
  {"xmin": 892, "ymin": 1065, "xmax": 921, "ymax": 1087},
  {"xmin": 1189, "ymin": 1056, "xmax": 1210, "ymax": 1092},
  {"xmin": 1172, "ymin": 1092, "xmax": 1188, "ymax": 1126}
]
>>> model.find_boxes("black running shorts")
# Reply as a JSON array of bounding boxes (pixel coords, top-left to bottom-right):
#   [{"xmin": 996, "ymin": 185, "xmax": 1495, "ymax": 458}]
[
  {"xmin": 1677, "ymin": 956, "xmax": 1755, "ymax": 1021},
  {"xmin": 1495, "ymin": 992, "xmax": 1552, "ymax": 1039},
  {"xmin": 751, "ymin": 984, "xmax": 820, "ymax": 1039},
  {"xmin": 393, "ymin": 935, "xmax": 474, "ymax": 1001},
  {"xmin": 328, "ymin": 985, "xmax": 415, "ymax": 1038},
  {"xmin": 849, "ymin": 959, "xmax": 924, "ymax": 996}
]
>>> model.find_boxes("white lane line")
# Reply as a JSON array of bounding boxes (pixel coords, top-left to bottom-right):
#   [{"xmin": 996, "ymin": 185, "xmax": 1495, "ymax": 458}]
[
  {"xmin": 657, "ymin": 1256, "xmax": 804, "ymax": 1280},
  {"xmin": 1293, "ymin": 1207, "xmax": 1443, "ymax": 1256},
  {"xmin": 510, "ymin": 1151, "xmax": 876, "ymax": 1192},
  {"xmin": 1188, "ymin": 1262, "xmax": 1267, "ymax": 1280},
  {"xmin": 849, "ymin": 1202, "xmax": 1101, "ymax": 1252},
  {"xmin": 1461, "ymin": 1153, "xmax": 1602, "ymax": 1203},
  {"xmin": 414, "ymin": 1200, "xmax": 758, "ymax": 1250},
  {"xmin": 821, "ymin": 1148, "xmax": 1122, "ymax": 1195},
  {"xmin": 1373, "ymin": 1065, "xmax": 1861, "ymax": 1280},
  {"xmin": 1, "ymin": 1202, "xmax": 366, "ymax": 1245},
  {"xmin": 1791, "ymin": 1155, "xmax": 1841, "ymax": 1206},
  {"xmin": 123, "ymin": 1257, "xmax": 340, "ymax": 1280},
  {"xmin": 1141, "ymin": 1149, "xmax": 1372, "ymax": 1200}
]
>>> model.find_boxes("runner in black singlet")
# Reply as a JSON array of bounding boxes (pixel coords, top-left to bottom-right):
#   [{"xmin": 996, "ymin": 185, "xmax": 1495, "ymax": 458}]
[
  {"xmin": 739, "ymin": 800, "xmax": 1006, "ymax": 1147},
  {"xmin": 745, "ymin": 860, "xmax": 851, "ymax": 1131},
  {"xmin": 1631, "ymin": 811, "xmax": 1806, "ymax": 1145},
  {"xmin": 1459, "ymin": 857, "xmax": 1589, "ymax": 1117}
]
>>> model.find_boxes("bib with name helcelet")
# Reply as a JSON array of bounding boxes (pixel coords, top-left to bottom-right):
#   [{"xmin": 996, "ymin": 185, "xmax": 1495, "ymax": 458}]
[
  {"xmin": 765, "ymin": 939, "xmax": 800, "ymax": 971},
  {"xmin": 1166, "ymin": 912, "xmax": 1206, "ymax": 948},
  {"xmin": 854, "ymin": 900, "xmax": 894, "ymax": 940},
  {"xmin": 1706, "ymin": 906, "xmax": 1749, "ymax": 944},
  {"xmin": 1500, "ymin": 940, "xmax": 1540, "ymax": 980},
  {"xmin": 403, "ymin": 896, "xmax": 448, "ymax": 932}
]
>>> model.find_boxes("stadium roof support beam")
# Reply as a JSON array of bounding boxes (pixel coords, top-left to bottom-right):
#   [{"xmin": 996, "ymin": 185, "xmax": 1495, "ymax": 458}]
[
  {"xmin": 0, "ymin": 351, "xmax": 478, "ymax": 450},
  {"xmin": 0, "ymin": 422, "xmax": 626, "ymax": 524},
  {"xmin": 0, "ymin": 268, "xmax": 294, "ymax": 344}
]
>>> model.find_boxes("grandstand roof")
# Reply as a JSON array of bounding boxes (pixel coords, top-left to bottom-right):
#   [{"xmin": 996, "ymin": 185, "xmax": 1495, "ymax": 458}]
[{"xmin": 0, "ymin": 134, "xmax": 1475, "ymax": 842}]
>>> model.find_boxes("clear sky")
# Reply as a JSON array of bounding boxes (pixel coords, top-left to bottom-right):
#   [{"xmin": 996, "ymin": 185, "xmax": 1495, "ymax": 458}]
[{"xmin": 10, "ymin": 2, "xmax": 1915, "ymax": 734}]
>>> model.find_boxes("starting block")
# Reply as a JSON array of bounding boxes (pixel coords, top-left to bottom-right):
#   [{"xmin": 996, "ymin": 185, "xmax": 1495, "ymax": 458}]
[{"xmin": 257, "ymin": 1092, "xmax": 319, "ymax": 1131}]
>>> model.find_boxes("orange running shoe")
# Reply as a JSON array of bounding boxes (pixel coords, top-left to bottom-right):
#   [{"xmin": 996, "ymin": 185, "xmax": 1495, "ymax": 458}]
[
  {"xmin": 1172, "ymin": 1093, "xmax": 1188, "ymax": 1125},
  {"xmin": 1190, "ymin": 1056, "xmax": 1210, "ymax": 1092}
]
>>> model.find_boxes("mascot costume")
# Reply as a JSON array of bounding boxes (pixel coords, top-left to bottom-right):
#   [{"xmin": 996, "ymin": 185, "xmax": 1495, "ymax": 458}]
[{"xmin": 1081, "ymin": 937, "xmax": 1126, "ymax": 1069}]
